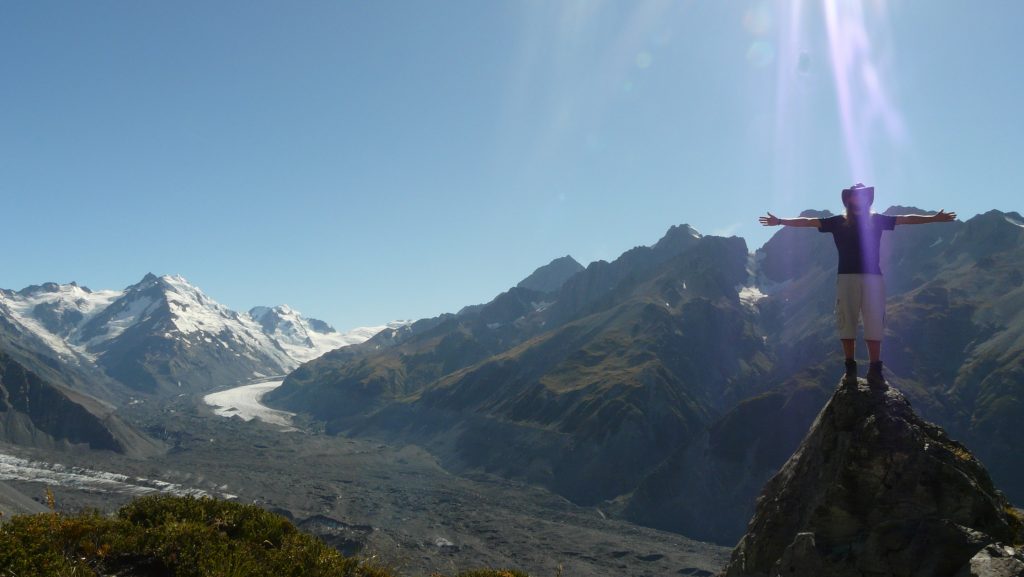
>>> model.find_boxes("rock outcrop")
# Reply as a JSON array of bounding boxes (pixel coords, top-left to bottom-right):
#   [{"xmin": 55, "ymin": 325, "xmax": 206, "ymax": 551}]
[
  {"xmin": 0, "ymin": 350, "xmax": 163, "ymax": 457},
  {"xmin": 721, "ymin": 378, "xmax": 1024, "ymax": 577}
]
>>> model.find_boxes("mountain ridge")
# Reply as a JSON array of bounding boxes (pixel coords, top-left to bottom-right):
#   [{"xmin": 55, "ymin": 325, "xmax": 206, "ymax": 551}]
[
  {"xmin": 0, "ymin": 274, "xmax": 405, "ymax": 398},
  {"xmin": 265, "ymin": 207, "xmax": 1024, "ymax": 546}
]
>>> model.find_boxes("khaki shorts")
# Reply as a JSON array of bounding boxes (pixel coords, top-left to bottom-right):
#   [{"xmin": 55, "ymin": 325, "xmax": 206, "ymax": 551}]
[{"xmin": 835, "ymin": 274, "xmax": 886, "ymax": 341}]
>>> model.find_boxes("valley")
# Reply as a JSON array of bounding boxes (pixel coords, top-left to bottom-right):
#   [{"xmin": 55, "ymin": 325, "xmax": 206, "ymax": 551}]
[{"xmin": 1, "ymin": 381, "xmax": 730, "ymax": 577}]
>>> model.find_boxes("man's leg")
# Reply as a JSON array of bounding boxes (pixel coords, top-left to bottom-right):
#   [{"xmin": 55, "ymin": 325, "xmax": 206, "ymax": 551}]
[
  {"xmin": 842, "ymin": 339, "xmax": 858, "ymax": 383},
  {"xmin": 865, "ymin": 339, "xmax": 881, "ymax": 363},
  {"xmin": 836, "ymin": 275, "xmax": 860, "ymax": 384},
  {"xmin": 862, "ymin": 275, "xmax": 887, "ymax": 387},
  {"xmin": 842, "ymin": 339, "xmax": 856, "ymax": 360}
]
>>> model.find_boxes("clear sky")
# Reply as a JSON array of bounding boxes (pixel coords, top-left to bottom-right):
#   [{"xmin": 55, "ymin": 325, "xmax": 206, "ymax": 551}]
[{"xmin": 3, "ymin": 1, "xmax": 1022, "ymax": 329}]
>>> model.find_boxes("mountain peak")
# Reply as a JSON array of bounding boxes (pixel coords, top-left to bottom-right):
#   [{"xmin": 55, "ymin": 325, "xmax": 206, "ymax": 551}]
[
  {"xmin": 516, "ymin": 255, "xmax": 584, "ymax": 294},
  {"xmin": 797, "ymin": 209, "xmax": 833, "ymax": 219},
  {"xmin": 881, "ymin": 205, "xmax": 932, "ymax": 216},
  {"xmin": 972, "ymin": 208, "xmax": 1024, "ymax": 227},
  {"xmin": 15, "ymin": 280, "xmax": 91, "ymax": 297},
  {"xmin": 722, "ymin": 379, "xmax": 1024, "ymax": 577},
  {"xmin": 654, "ymin": 223, "xmax": 702, "ymax": 249},
  {"xmin": 251, "ymin": 304, "xmax": 339, "ymax": 335}
]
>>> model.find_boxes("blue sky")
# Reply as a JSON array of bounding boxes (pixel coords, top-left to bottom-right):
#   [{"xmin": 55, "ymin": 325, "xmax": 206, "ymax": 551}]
[{"xmin": 2, "ymin": 1, "xmax": 1022, "ymax": 328}]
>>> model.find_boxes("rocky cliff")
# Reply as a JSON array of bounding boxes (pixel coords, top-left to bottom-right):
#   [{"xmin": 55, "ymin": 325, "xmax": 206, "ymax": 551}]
[
  {"xmin": 0, "ymin": 350, "xmax": 163, "ymax": 457},
  {"xmin": 721, "ymin": 377, "xmax": 1024, "ymax": 577}
]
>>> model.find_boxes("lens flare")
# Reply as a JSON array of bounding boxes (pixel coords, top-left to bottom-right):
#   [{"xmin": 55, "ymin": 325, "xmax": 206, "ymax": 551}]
[
  {"xmin": 769, "ymin": 1, "xmax": 906, "ymax": 198},
  {"xmin": 823, "ymin": 0, "xmax": 905, "ymax": 179},
  {"xmin": 747, "ymin": 41, "xmax": 776, "ymax": 68}
]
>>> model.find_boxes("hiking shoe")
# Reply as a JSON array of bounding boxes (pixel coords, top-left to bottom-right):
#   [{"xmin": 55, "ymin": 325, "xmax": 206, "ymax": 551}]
[
  {"xmin": 843, "ymin": 359, "xmax": 858, "ymax": 386},
  {"xmin": 867, "ymin": 361, "xmax": 886, "ymax": 389}
]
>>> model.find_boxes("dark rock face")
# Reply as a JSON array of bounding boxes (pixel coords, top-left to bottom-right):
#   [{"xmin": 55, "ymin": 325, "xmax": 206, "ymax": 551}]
[
  {"xmin": 622, "ymin": 378, "xmax": 832, "ymax": 544},
  {"xmin": 721, "ymin": 378, "xmax": 1024, "ymax": 577},
  {"xmin": 516, "ymin": 255, "xmax": 584, "ymax": 294},
  {"xmin": 305, "ymin": 318, "xmax": 335, "ymax": 334},
  {"xmin": 0, "ymin": 350, "xmax": 162, "ymax": 457}
]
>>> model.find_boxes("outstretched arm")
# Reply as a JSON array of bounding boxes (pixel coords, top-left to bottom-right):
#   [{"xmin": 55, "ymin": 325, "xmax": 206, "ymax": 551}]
[
  {"xmin": 759, "ymin": 211, "xmax": 821, "ymax": 228},
  {"xmin": 894, "ymin": 209, "xmax": 956, "ymax": 225}
]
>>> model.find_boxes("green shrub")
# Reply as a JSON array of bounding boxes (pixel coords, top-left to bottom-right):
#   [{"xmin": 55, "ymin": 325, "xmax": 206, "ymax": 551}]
[
  {"xmin": 0, "ymin": 494, "xmax": 534, "ymax": 576},
  {"xmin": 0, "ymin": 495, "xmax": 390, "ymax": 577}
]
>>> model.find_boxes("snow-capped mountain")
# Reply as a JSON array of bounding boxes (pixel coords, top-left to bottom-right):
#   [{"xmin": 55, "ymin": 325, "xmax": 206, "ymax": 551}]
[
  {"xmin": 248, "ymin": 305, "xmax": 407, "ymax": 364},
  {"xmin": 0, "ymin": 274, "xmax": 404, "ymax": 396},
  {"xmin": 0, "ymin": 282, "xmax": 121, "ymax": 364}
]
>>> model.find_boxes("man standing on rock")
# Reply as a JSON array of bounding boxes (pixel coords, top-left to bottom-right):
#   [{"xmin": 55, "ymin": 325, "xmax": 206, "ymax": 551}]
[{"xmin": 758, "ymin": 183, "xmax": 956, "ymax": 388}]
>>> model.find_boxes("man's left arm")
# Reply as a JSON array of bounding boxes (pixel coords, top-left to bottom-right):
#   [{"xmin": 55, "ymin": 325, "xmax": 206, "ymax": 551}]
[{"xmin": 894, "ymin": 210, "xmax": 957, "ymax": 225}]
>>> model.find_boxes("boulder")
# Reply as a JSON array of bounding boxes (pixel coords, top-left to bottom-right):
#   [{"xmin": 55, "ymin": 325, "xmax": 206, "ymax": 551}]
[{"xmin": 721, "ymin": 378, "xmax": 1024, "ymax": 577}]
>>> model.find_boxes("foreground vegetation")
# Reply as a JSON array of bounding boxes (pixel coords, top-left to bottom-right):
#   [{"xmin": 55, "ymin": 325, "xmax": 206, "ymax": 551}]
[{"xmin": 0, "ymin": 492, "xmax": 528, "ymax": 577}]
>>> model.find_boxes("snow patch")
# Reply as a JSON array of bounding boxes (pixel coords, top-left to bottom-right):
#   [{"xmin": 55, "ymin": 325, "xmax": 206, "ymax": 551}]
[
  {"xmin": 738, "ymin": 285, "xmax": 768, "ymax": 306},
  {"xmin": 737, "ymin": 251, "xmax": 769, "ymax": 309},
  {"xmin": 531, "ymin": 301, "xmax": 553, "ymax": 313},
  {"xmin": 249, "ymin": 304, "xmax": 409, "ymax": 363},
  {"xmin": 1005, "ymin": 215, "xmax": 1024, "ymax": 229}
]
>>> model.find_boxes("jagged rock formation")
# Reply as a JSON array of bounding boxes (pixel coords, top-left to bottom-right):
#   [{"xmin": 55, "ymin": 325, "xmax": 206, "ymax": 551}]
[
  {"xmin": 268, "ymin": 229, "xmax": 765, "ymax": 506},
  {"xmin": 721, "ymin": 378, "xmax": 1024, "ymax": 577}
]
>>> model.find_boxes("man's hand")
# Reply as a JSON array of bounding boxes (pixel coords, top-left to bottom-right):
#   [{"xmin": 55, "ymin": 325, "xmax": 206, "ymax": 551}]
[
  {"xmin": 933, "ymin": 209, "xmax": 957, "ymax": 222},
  {"xmin": 759, "ymin": 212, "xmax": 781, "ymax": 226}
]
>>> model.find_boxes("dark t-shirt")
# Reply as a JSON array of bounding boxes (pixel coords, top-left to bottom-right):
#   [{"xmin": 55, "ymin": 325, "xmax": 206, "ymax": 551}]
[{"xmin": 818, "ymin": 213, "xmax": 897, "ymax": 275}]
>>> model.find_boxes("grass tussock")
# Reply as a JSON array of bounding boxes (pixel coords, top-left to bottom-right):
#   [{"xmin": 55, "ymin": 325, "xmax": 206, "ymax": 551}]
[
  {"xmin": 1006, "ymin": 504, "xmax": 1024, "ymax": 546},
  {"xmin": 0, "ymin": 493, "xmax": 529, "ymax": 577}
]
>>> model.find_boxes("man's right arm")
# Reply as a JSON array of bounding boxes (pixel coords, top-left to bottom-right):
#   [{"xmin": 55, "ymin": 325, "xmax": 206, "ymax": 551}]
[{"xmin": 759, "ymin": 212, "xmax": 822, "ymax": 228}]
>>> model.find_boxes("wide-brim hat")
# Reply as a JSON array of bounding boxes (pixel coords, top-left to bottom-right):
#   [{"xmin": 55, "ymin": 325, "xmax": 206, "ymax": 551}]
[{"xmin": 841, "ymin": 183, "xmax": 874, "ymax": 207}]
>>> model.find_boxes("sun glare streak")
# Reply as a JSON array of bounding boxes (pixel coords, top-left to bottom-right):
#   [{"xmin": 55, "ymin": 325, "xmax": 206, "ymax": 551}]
[
  {"xmin": 764, "ymin": 0, "xmax": 907, "ymax": 212},
  {"xmin": 823, "ymin": 0, "xmax": 905, "ymax": 180},
  {"xmin": 824, "ymin": 0, "xmax": 865, "ymax": 177}
]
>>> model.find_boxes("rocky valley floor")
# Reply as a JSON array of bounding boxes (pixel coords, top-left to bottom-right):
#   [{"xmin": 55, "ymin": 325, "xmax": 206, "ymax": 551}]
[{"xmin": 0, "ymin": 390, "xmax": 730, "ymax": 577}]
